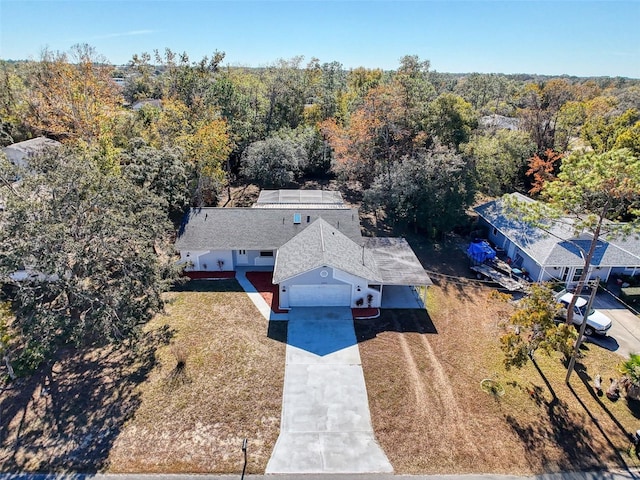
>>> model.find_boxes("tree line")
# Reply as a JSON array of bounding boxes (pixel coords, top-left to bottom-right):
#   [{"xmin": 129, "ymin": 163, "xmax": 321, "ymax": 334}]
[{"xmin": 2, "ymin": 45, "xmax": 639, "ymax": 234}]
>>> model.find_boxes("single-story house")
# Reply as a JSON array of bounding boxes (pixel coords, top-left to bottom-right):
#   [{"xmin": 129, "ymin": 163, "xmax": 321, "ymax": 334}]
[
  {"xmin": 2, "ymin": 137, "xmax": 62, "ymax": 169},
  {"xmin": 176, "ymin": 190, "xmax": 432, "ymax": 309},
  {"xmin": 474, "ymin": 193, "xmax": 640, "ymax": 285}
]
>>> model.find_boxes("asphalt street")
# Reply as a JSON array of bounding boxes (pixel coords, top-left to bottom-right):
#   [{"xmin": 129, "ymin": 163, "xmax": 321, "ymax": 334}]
[{"xmin": 1, "ymin": 470, "xmax": 640, "ymax": 480}]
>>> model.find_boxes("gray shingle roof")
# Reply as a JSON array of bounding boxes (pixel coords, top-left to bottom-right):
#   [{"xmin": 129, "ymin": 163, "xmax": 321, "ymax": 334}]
[
  {"xmin": 273, "ymin": 218, "xmax": 381, "ymax": 283},
  {"xmin": 175, "ymin": 207, "xmax": 362, "ymax": 251},
  {"xmin": 365, "ymin": 237, "xmax": 433, "ymax": 286},
  {"xmin": 475, "ymin": 195, "xmax": 640, "ymax": 268}
]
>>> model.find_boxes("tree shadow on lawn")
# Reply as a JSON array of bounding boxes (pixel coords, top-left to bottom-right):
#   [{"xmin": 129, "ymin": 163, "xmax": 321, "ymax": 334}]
[
  {"xmin": 505, "ymin": 358, "xmax": 624, "ymax": 473},
  {"xmin": 354, "ymin": 309, "xmax": 437, "ymax": 343},
  {"xmin": 574, "ymin": 360, "xmax": 640, "ymax": 439},
  {"xmin": 171, "ymin": 278, "xmax": 244, "ymax": 293},
  {"xmin": 0, "ymin": 326, "xmax": 173, "ymax": 472}
]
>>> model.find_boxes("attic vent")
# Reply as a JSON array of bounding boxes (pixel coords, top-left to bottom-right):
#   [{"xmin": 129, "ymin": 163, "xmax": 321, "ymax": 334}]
[{"xmin": 293, "ymin": 213, "xmax": 301, "ymax": 224}]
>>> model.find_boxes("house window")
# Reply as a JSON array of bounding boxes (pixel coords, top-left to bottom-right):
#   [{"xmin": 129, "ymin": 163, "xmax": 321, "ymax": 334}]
[
  {"xmin": 238, "ymin": 249, "xmax": 246, "ymax": 255},
  {"xmin": 561, "ymin": 267, "xmax": 569, "ymax": 282},
  {"xmin": 492, "ymin": 227, "xmax": 498, "ymax": 236},
  {"xmin": 513, "ymin": 253, "xmax": 524, "ymax": 268},
  {"xmin": 259, "ymin": 251, "xmax": 274, "ymax": 257},
  {"xmin": 572, "ymin": 268, "xmax": 584, "ymax": 283}
]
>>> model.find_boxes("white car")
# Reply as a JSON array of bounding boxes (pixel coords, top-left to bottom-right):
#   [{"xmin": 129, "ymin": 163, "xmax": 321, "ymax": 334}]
[{"xmin": 556, "ymin": 292, "xmax": 612, "ymax": 336}]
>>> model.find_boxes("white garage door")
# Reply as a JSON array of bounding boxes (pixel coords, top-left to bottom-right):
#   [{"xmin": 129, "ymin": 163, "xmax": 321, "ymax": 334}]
[{"xmin": 289, "ymin": 284, "xmax": 352, "ymax": 307}]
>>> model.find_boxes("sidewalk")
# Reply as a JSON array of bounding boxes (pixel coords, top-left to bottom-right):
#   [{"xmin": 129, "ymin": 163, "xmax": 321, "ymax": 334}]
[{"xmin": 2, "ymin": 469, "xmax": 639, "ymax": 480}]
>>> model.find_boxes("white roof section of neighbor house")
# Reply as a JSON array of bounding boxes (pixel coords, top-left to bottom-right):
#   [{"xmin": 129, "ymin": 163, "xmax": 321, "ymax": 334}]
[
  {"xmin": 365, "ymin": 237, "xmax": 433, "ymax": 286},
  {"xmin": 254, "ymin": 189, "xmax": 348, "ymax": 209},
  {"xmin": 2, "ymin": 137, "xmax": 62, "ymax": 168},
  {"xmin": 475, "ymin": 193, "xmax": 640, "ymax": 268},
  {"xmin": 273, "ymin": 218, "xmax": 382, "ymax": 284}
]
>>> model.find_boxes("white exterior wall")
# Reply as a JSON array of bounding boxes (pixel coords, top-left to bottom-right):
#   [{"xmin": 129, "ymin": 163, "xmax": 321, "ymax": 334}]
[
  {"xmin": 255, "ymin": 250, "xmax": 276, "ymax": 266},
  {"xmin": 333, "ymin": 268, "xmax": 381, "ymax": 308},
  {"xmin": 278, "ymin": 266, "xmax": 379, "ymax": 309},
  {"xmin": 538, "ymin": 266, "xmax": 561, "ymax": 282},
  {"xmin": 233, "ymin": 250, "xmax": 275, "ymax": 267},
  {"xmin": 179, "ymin": 249, "xmax": 234, "ymax": 271},
  {"xmin": 179, "ymin": 250, "xmax": 208, "ymax": 271},
  {"xmin": 540, "ymin": 265, "xmax": 612, "ymax": 285}
]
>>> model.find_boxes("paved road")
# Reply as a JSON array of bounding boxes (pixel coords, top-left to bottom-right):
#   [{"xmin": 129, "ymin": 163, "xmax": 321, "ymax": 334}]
[
  {"xmin": 589, "ymin": 292, "xmax": 640, "ymax": 358},
  {"xmin": 2, "ymin": 470, "xmax": 640, "ymax": 479}
]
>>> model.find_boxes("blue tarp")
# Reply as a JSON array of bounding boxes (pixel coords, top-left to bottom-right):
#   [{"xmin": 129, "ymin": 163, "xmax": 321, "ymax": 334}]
[{"xmin": 467, "ymin": 240, "xmax": 496, "ymax": 264}]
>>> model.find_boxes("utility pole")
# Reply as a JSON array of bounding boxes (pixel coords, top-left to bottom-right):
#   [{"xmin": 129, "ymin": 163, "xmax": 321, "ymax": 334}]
[
  {"xmin": 566, "ymin": 278, "xmax": 600, "ymax": 384},
  {"xmin": 240, "ymin": 438, "xmax": 248, "ymax": 480}
]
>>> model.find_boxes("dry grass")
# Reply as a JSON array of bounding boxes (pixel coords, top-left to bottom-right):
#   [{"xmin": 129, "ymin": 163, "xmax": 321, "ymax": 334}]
[
  {"xmin": 4, "ymin": 228, "xmax": 640, "ymax": 475},
  {"xmin": 106, "ymin": 280, "xmax": 285, "ymax": 473},
  {"xmin": 0, "ymin": 330, "xmax": 169, "ymax": 472},
  {"xmin": 357, "ymin": 275, "xmax": 640, "ymax": 475},
  {"xmin": 0, "ymin": 279, "xmax": 285, "ymax": 474}
]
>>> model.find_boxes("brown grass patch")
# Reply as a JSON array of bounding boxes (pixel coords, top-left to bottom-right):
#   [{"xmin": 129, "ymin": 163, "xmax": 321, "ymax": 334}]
[
  {"xmin": 358, "ymin": 278, "xmax": 640, "ymax": 474},
  {"xmin": 107, "ymin": 279, "xmax": 285, "ymax": 473},
  {"xmin": 1, "ymin": 279, "xmax": 285, "ymax": 474},
  {"xmin": 0, "ymin": 329, "xmax": 169, "ymax": 472}
]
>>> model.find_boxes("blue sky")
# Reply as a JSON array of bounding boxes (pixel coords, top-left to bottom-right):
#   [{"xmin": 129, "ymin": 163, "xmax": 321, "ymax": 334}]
[{"xmin": 1, "ymin": 1, "xmax": 639, "ymax": 77}]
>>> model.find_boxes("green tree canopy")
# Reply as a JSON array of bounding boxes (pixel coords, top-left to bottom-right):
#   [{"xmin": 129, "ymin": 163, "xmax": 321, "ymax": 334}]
[
  {"xmin": 240, "ymin": 135, "xmax": 308, "ymax": 187},
  {"xmin": 463, "ymin": 129, "xmax": 535, "ymax": 195},
  {"xmin": 500, "ymin": 284, "xmax": 577, "ymax": 369},
  {"xmin": 364, "ymin": 146, "xmax": 473, "ymax": 238},
  {"xmin": 425, "ymin": 93, "xmax": 477, "ymax": 150},
  {"xmin": 120, "ymin": 139, "xmax": 192, "ymax": 220},
  {"xmin": 0, "ymin": 148, "xmax": 177, "ymax": 372}
]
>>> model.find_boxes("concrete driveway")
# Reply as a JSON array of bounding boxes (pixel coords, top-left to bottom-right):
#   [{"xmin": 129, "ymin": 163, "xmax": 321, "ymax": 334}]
[
  {"xmin": 266, "ymin": 307, "xmax": 392, "ymax": 474},
  {"xmin": 588, "ymin": 292, "xmax": 640, "ymax": 358},
  {"xmin": 381, "ymin": 285, "xmax": 425, "ymax": 308}
]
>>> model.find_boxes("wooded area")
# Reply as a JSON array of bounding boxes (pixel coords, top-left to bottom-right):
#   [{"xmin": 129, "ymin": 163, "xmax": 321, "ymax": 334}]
[
  {"xmin": 2, "ymin": 46, "xmax": 639, "ymax": 219},
  {"xmin": 1, "ymin": 44, "xmax": 640, "ymax": 373}
]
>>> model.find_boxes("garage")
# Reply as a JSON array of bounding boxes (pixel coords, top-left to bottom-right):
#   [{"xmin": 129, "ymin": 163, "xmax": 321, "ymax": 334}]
[{"xmin": 289, "ymin": 284, "xmax": 352, "ymax": 307}]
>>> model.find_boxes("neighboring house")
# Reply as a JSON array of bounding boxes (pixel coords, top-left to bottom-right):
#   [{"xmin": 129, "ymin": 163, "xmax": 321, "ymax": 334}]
[
  {"xmin": 2, "ymin": 137, "xmax": 62, "ymax": 169},
  {"xmin": 475, "ymin": 193, "xmax": 640, "ymax": 285},
  {"xmin": 478, "ymin": 114, "xmax": 520, "ymax": 131},
  {"xmin": 1, "ymin": 137, "xmax": 62, "ymax": 210},
  {"xmin": 111, "ymin": 77, "xmax": 126, "ymax": 88},
  {"xmin": 176, "ymin": 190, "xmax": 432, "ymax": 309},
  {"xmin": 131, "ymin": 99, "xmax": 162, "ymax": 111}
]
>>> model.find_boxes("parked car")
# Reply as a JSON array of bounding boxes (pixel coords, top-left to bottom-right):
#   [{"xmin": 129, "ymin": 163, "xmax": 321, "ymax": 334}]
[{"xmin": 555, "ymin": 292, "xmax": 612, "ymax": 336}]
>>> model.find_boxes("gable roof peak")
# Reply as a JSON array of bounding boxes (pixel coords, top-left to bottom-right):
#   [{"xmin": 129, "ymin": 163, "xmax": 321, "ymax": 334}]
[{"xmin": 273, "ymin": 217, "xmax": 380, "ymax": 283}]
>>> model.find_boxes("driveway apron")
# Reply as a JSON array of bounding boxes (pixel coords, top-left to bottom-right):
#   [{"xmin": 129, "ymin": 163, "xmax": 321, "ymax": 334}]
[
  {"xmin": 590, "ymin": 292, "xmax": 640, "ymax": 358},
  {"xmin": 266, "ymin": 307, "xmax": 393, "ymax": 474}
]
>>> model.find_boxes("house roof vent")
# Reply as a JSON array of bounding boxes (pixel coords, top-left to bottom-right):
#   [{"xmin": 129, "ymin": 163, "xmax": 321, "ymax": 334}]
[{"xmin": 293, "ymin": 213, "xmax": 301, "ymax": 224}]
